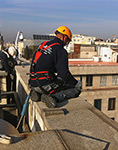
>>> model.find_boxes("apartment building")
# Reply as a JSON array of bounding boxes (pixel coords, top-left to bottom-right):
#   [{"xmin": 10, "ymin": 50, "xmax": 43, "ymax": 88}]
[
  {"xmin": 69, "ymin": 60, "xmax": 118, "ymax": 122},
  {"xmin": 93, "ymin": 46, "xmax": 118, "ymax": 62},
  {"xmin": 17, "ymin": 33, "xmax": 118, "ymax": 60},
  {"xmin": 67, "ymin": 34, "xmax": 118, "ymax": 60}
]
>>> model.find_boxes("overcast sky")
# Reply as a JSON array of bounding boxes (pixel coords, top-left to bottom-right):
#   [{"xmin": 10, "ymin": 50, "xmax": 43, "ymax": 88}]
[{"xmin": 0, "ymin": 0, "xmax": 118, "ymax": 42}]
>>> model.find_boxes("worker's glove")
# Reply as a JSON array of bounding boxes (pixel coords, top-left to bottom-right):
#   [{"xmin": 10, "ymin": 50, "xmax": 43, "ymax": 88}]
[
  {"xmin": 75, "ymin": 80, "xmax": 82, "ymax": 91},
  {"xmin": 9, "ymin": 74, "xmax": 14, "ymax": 80}
]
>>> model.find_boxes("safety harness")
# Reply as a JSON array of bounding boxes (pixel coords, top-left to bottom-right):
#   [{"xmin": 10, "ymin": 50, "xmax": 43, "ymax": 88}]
[
  {"xmin": 30, "ymin": 41, "xmax": 61, "ymax": 95},
  {"xmin": 0, "ymin": 50, "xmax": 16, "ymax": 70}
]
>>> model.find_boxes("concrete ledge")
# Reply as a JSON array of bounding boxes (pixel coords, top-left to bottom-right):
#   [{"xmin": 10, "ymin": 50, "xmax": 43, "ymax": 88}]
[
  {"xmin": 0, "ymin": 71, "xmax": 7, "ymax": 77},
  {"xmin": 42, "ymin": 108, "xmax": 65, "ymax": 117},
  {"xmin": 0, "ymin": 129, "xmax": 116, "ymax": 150}
]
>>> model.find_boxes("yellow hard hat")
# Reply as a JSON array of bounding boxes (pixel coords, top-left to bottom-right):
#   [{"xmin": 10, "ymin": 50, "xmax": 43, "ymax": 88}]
[{"xmin": 55, "ymin": 26, "xmax": 72, "ymax": 41}]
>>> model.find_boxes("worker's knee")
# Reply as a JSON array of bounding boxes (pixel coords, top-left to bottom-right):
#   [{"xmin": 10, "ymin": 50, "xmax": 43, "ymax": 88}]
[
  {"xmin": 75, "ymin": 90, "xmax": 81, "ymax": 97},
  {"xmin": 31, "ymin": 90, "xmax": 41, "ymax": 102}
]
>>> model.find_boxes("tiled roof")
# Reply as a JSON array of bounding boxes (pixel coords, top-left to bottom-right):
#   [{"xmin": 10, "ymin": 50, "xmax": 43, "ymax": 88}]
[{"xmin": 69, "ymin": 60, "xmax": 118, "ymax": 66}]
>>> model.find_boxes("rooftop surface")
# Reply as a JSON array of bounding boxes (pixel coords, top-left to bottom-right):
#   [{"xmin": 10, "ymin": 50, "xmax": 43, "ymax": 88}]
[{"xmin": 1, "ymin": 96, "xmax": 118, "ymax": 150}]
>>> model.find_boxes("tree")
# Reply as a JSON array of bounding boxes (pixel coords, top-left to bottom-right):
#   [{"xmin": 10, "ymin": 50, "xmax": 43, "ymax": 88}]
[{"xmin": 24, "ymin": 45, "xmax": 29, "ymax": 60}]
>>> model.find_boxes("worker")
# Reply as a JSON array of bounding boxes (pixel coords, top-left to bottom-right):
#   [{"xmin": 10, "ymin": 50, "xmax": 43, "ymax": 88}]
[
  {"xmin": 0, "ymin": 46, "xmax": 17, "ymax": 95},
  {"xmin": 29, "ymin": 26, "xmax": 82, "ymax": 108}
]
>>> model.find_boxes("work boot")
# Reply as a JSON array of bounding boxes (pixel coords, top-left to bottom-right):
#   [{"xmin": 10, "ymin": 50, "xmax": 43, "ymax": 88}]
[
  {"xmin": 31, "ymin": 90, "xmax": 41, "ymax": 102},
  {"xmin": 41, "ymin": 94, "xmax": 56, "ymax": 108}
]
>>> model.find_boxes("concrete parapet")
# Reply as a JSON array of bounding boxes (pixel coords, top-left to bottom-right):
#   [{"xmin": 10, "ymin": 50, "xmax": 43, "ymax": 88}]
[{"xmin": 0, "ymin": 71, "xmax": 7, "ymax": 92}]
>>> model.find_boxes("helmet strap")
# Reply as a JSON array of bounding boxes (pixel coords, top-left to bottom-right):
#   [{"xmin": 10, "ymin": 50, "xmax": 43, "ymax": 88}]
[{"xmin": 62, "ymin": 34, "xmax": 65, "ymax": 44}]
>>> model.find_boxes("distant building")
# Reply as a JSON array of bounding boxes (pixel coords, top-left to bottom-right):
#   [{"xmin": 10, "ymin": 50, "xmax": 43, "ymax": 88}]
[
  {"xmin": 0, "ymin": 33, "xmax": 4, "ymax": 50},
  {"xmin": 17, "ymin": 35, "xmax": 55, "ymax": 56},
  {"xmin": 115, "ymin": 38, "xmax": 118, "ymax": 44},
  {"xmin": 17, "ymin": 34, "xmax": 118, "ymax": 61},
  {"xmin": 18, "ymin": 39, "xmax": 34, "ymax": 56},
  {"xmin": 93, "ymin": 45, "xmax": 118, "ymax": 63},
  {"xmin": 4, "ymin": 42, "xmax": 15, "ymax": 49}
]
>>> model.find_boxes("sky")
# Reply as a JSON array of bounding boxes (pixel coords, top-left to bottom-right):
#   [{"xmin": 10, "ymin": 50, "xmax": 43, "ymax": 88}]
[{"xmin": 0, "ymin": 0, "xmax": 118, "ymax": 42}]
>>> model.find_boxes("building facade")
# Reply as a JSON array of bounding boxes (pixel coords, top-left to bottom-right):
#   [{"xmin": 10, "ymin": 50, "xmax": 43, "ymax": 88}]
[{"xmin": 69, "ymin": 61, "xmax": 118, "ymax": 122}]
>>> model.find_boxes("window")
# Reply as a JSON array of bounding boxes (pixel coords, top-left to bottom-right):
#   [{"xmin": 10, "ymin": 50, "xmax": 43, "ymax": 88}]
[
  {"xmin": 108, "ymin": 98, "xmax": 116, "ymax": 110},
  {"xmin": 112, "ymin": 75, "xmax": 118, "ymax": 85},
  {"xmin": 100, "ymin": 76, "xmax": 107, "ymax": 86},
  {"xmin": 94, "ymin": 99, "xmax": 102, "ymax": 110},
  {"xmin": 86, "ymin": 75, "xmax": 93, "ymax": 86}
]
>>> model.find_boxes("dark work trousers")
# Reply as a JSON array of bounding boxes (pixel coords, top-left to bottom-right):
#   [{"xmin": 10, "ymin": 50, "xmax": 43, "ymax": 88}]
[
  {"xmin": 32, "ymin": 83, "xmax": 81, "ymax": 102},
  {"xmin": 52, "ymin": 88, "xmax": 81, "ymax": 102}
]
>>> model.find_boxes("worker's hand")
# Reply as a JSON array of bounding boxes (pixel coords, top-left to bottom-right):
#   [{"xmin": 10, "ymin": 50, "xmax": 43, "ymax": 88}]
[
  {"xmin": 9, "ymin": 74, "xmax": 14, "ymax": 80},
  {"xmin": 75, "ymin": 80, "xmax": 82, "ymax": 91}
]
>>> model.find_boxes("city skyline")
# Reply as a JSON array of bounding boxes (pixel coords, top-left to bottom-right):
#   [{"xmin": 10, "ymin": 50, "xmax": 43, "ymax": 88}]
[{"xmin": 0, "ymin": 0, "xmax": 118, "ymax": 42}]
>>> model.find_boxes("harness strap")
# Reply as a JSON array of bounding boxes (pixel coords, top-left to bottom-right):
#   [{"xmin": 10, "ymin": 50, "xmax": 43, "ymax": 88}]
[
  {"xmin": 2, "ymin": 50, "xmax": 10, "ymax": 58},
  {"xmin": 31, "ymin": 41, "xmax": 60, "ymax": 80},
  {"xmin": 49, "ymin": 90, "xmax": 55, "ymax": 94},
  {"xmin": 33, "ymin": 41, "xmax": 60, "ymax": 64},
  {"xmin": 30, "ymin": 70, "xmax": 51, "ymax": 80},
  {"xmin": 33, "ymin": 41, "xmax": 48, "ymax": 63},
  {"xmin": 33, "ymin": 51, "xmax": 41, "ymax": 63},
  {"xmin": 30, "ymin": 41, "xmax": 61, "ymax": 95},
  {"xmin": 31, "ymin": 77, "xmax": 51, "ymax": 80},
  {"xmin": 42, "ymin": 43, "xmax": 60, "ymax": 51},
  {"xmin": 31, "ymin": 71, "xmax": 49, "ymax": 74},
  {"xmin": 39, "ymin": 41, "xmax": 48, "ymax": 49}
]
